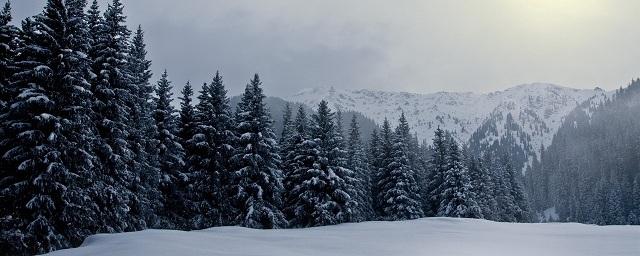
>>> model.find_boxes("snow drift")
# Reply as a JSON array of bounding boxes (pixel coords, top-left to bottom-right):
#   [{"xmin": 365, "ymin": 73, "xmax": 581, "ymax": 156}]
[{"xmin": 45, "ymin": 217, "xmax": 639, "ymax": 256}]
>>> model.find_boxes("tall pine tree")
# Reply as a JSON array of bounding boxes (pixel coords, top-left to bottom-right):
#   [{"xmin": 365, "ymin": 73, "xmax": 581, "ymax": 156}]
[
  {"xmin": 346, "ymin": 114, "xmax": 374, "ymax": 221},
  {"xmin": 0, "ymin": 0, "xmax": 102, "ymax": 253},
  {"xmin": 230, "ymin": 74, "xmax": 287, "ymax": 228}
]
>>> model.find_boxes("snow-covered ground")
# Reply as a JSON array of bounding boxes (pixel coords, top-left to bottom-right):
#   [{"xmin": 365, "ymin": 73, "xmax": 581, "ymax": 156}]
[{"xmin": 46, "ymin": 218, "xmax": 639, "ymax": 256}]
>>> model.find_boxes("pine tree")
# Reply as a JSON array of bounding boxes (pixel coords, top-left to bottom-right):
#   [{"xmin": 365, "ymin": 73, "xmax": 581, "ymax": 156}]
[
  {"xmin": 178, "ymin": 81, "xmax": 196, "ymax": 145},
  {"xmin": 368, "ymin": 128, "xmax": 382, "ymax": 218},
  {"xmin": 284, "ymin": 100, "xmax": 353, "ymax": 227},
  {"xmin": 230, "ymin": 74, "xmax": 287, "ymax": 229},
  {"xmin": 185, "ymin": 72, "xmax": 235, "ymax": 228},
  {"xmin": 90, "ymin": 0, "xmax": 141, "ymax": 232},
  {"xmin": 468, "ymin": 156, "xmax": 497, "ymax": 220},
  {"xmin": 376, "ymin": 113, "xmax": 424, "ymax": 220},
  {"xmin": 373, "ymin": 119, "xmax": 393, "ymax": 216},
  {"xmin": 504, "ymin": 160, "xmax": 530, "ymax": 222},
  {"xmin": 0, "ymin": 0, "xmax": 102, "ymax": 253},
  {"xmin": 346, "ymin": 114, "xmax": 374, "ymax": 221},
  {"xmin": 153, "ymin": 70, "xmax": 187, "ymax": 228},
  {"xmin": 437, "ymin": 135, "xmax": 482, "ymax": 218},
  {"xmin": 0, "ymin": 0, "xmax": 18, "ymax": 111},
  {"xmin": 425, "ymin": 127, "xmax": 448, "ymax": 216},
  {"xmin": 127, "ymin": 24, "xmax": 160, "ymax": 229}
]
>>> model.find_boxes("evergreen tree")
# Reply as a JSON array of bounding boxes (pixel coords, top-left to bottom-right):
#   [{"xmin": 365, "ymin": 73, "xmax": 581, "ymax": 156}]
[
  {"xmin": 90, "ymin": 0, "xmax": 141, "ymax": 232},
  {"xmin": 178, "ymin": 81, "xmax": 196, "ymax": 144},
  {"xmin": 187, "ymin": 71, "xmax": 235, "ymax": 228},
  {"xmin": 0, "ymin": 0, "xmax": 102, "ymax": 253},
  {"xmin": 425, "ymin": 127, "xmax": 448, "ymax": 216},
  {"xmin": 368, "ymin": 128, "xmax": 382, "ymax": 217},
  {"xmin": 153, "ymin": 70, "xmax": 187, "ymax": 228},
  {"xmin": 468, "ymin": 155, "xmax": 497, "ymax": 220},
  {"xmin": 0, "ymin": 0, "xmax": 18, "ymax": 111},
  {"xmin": 127, "ymin": 24, "xmax": 160, "ymax": 229},
  {"xmin": 230, "ymin": 74, "xmax": 286, "ymax": 229},
  {"xmin": 346, "ymin": 115, "xmax": 374, "ymax": 221},
  {"xmin": 377, "ymin": 114, "xmax": 424, "ymax": 220},
  {"xmin": 373, "ymin": 119, "xmax": 394, "ymax": 216},
  {"xmin": 437, "ymin": 135, "xmax": 482, "ymax": 218},
  {"xmin": 504, "ymin": 160, "xmax": 530, "ymax": 222},
  {"xmin": 283, "ymin": 100, "xmax": 354, "ymax": 227}
]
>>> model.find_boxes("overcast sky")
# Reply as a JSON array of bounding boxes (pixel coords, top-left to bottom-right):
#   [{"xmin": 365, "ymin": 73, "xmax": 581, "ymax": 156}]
[{"xmin": 11, "ymin": 0, "xmax": 640, "ymax": 96}]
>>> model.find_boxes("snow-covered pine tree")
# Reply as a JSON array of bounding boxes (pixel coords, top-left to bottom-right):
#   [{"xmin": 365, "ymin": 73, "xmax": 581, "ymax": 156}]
[
  {"xmin": 346, "ymin": 114, "xmax": 374, "ymax": 221},
  {"xmin": 437, "ymin": 135, "xmax": 482, "ymax": 218},
  {"xmin": 0, "ymin": 0, "xmax": 103, "ymax": 253},
  {"xmin": 284, "ymin": 100, "xmax": 353, "ymax": 227},
  {"xmin": 492, "ymin": 156, "xmax": 517, "ymax": 222},
  {"xmin": 425, "ymin": 127, "xmax": 448, "ymax": 216},
  {"xmin": 187, "ymin": 71, "xmax": 236, "ymax": 228},
  {"xmin": 153, "ymin": 70, "xmax": 188, "ymax": 228},
  {"xmin": 377, "ymin": 113, "xmax": 424, "ymax": 220},
  {"xmin": 178, "ymin": 81, "xmax": 195, "ymax": 144},
  {"xmin": 368, "ymin": 128, "xmax": 382, "ymax": 217},
  {"xmin": 467, "ymin": 156, "xmax": 497, "ymax": 220},
  {"xmin": 90, "ymin": 0, "xmax": 146, "ymax": 233},
  {"xmin": 282, "ymin": 106, "xmax": 310, "ymax": 218},
  {"xmin": 629, "ymin": 175, "xmax": 640, "ymax": 225},
  {"xmin": 230, "ymin": 74, "xmax": 287, "ymax": 229},
  {"xmin": 373, "ymin": 119, "xmax": 394, "ymax": 216},
  {"xmin": 503, "ymin": 160, "xmax": 530, "ymax": 222},
  {"xmin": 0, "ymin": 0, "xmax": 18, "ymax": 112},
  {"xmin": 127, "ymin": 24, "xmax": 161, "ymax": 229}
]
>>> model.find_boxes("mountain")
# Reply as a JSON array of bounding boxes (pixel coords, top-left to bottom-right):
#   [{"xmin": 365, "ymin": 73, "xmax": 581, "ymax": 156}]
[
  {"xmin": 285, "ymin": 83, "xmax": 610, "ymax": 172},
  {"xmin": 525, "ymin": 80, "xmax": 640, "ymax": 224}
]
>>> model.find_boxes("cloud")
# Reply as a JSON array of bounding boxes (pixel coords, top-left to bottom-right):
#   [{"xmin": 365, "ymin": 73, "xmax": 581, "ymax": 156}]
[{"xmin": 11, "ymin": 0, "xmax": 640, "ymax": 97}]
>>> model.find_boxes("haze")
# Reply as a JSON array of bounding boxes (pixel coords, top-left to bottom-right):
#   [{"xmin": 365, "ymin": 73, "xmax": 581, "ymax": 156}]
[{"xmin": 11, "ymin": 0, "xmax": 640, "ymax": 96}]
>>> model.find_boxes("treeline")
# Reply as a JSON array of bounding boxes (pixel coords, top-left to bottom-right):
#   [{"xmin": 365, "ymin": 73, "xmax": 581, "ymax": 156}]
[
  {"xmin": 525, "ymin": 80, "xmax": 640, "ymax": 225},
  {"xmin": 0, "ymin": 1, "xmax": 528, "ymax": 255}
]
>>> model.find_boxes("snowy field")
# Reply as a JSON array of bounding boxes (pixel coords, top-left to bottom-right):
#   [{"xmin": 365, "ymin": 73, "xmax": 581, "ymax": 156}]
[{"xmin": 45, "ymin": 218, "xmax": 639, "ymax": 256}]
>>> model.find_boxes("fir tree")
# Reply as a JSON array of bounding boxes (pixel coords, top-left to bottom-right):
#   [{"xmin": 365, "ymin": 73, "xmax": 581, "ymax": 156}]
[
  {"xmin": 127, "ymin": 24, "xmax": 160, "ymax": 229},
  {"xmin": 0, "ymin": 0, "xmax": 102, "ymax": 253},
  {"xmin": 377, "ymin": 113, "xmax": 424, "ymax": 220},
  {"xmin": 90, "ymin": 0, "xmax": 141, "ymax": 232},
  {"xmin": 230, "ymin": 74, "xmax": 287, "ymax": 229},
  {"xmin": 178, "ymin": 81, "xmax": 196, "ymax": 145},
  {"xmin": 284, "ymin": 100, "xmax": 354, "ymax": 227},
  {"xmin": 425, "ymin": 127, "xmax": 448, "ymax": 216},
  {"xmin": 437, "ymin": 135, "xmax": 482, "ymax": 218},
  {"xmin": 346, "ymin": 114, "xmax": 374, "ymax": 221},
  {"xmin": 0, "ymin": 0, "xmax": 18, "ymax": 111},
  {"xmin": 153, "ymin": 70, "xmax": 187, "ymax": 228},
  {"xmin": 186, "ymin": 72, "xmax": 235, "ymax": 228}
]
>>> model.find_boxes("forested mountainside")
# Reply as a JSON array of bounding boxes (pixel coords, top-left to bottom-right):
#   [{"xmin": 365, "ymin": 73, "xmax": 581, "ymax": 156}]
[{"xmin": 525, "ymin": 80, "xmax": 640, "ymax": 224}]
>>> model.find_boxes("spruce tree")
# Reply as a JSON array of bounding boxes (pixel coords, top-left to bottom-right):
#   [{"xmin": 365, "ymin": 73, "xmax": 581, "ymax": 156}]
[
  {"xmin": 178, "ymin": 81, "xmax": 196, "ymax": 144},
  {"xmin": 0, "ymin": 0, "xmax": 18, "ymax": 111},
  {"xmin": 377, "ymin": 113, "xmax": 424, "ymax": 220},
  {"xmin": 153, "ymin": 70, "xmax": 187, "ymax": 228},
  {"xmin": 230, "ymin": 74, "xmax": 287, "ymax": 228},
  {"xmin": 373, "ymin": 119, "xmax": 394, "ymax": 216},
  {"xmin": 468, "ymin": 156, "xmax": 497, "ymax": 220},
  {"xmin": 437, "ymin": 135, "xmax": 482, "ymax": 218},
  {"xmin": 0, "ymin": 0, "xmax": 102, "ymax": 253},
  {"xmin": 184, "ymin": 72, "xmax": 234, "ymax": 228},
  {"xmin": 346, "ymin": 114, "xmax": 374, "ymax": 221},
  {"xmin": 127, "ymin": 24, "xmax": 160, "ymax": 229},
  {"xmin": 90, "ymin": 0, "xmax": 141, "ymax": 232},
  {"xmin": 425, "ymin": 127, "xmax": 448, "ymax": 216},
  {"xmin": 284, "ymin": 100, "xmax": 353, "ymax": 227}
]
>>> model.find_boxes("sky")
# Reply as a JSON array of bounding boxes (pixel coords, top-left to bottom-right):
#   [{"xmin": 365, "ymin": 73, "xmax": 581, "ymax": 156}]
[{"xmin": 11, "ymin": 0, "xmax": 640, "ymax": 97}]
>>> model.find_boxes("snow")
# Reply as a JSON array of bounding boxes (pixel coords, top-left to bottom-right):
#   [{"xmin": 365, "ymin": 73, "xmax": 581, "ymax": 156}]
[{"xmin": 45, "ymin": 218, "xmax": 639, "ymax": 256}]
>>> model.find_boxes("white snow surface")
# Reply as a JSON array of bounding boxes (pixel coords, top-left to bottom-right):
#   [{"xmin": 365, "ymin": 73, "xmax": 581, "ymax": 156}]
[
  {"xmin": 46, "ymin": 218, "xmax": 639, "ymax": 256},
  {"xmin": 286, "ymin": 83, "xmax": 607, "ymax": 146}
]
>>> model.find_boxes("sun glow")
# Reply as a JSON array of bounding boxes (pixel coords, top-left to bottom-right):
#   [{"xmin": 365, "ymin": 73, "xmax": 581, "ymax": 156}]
[{"xmin": 506, "ymin": 0, "xmax": 605, "ymax": 30}]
